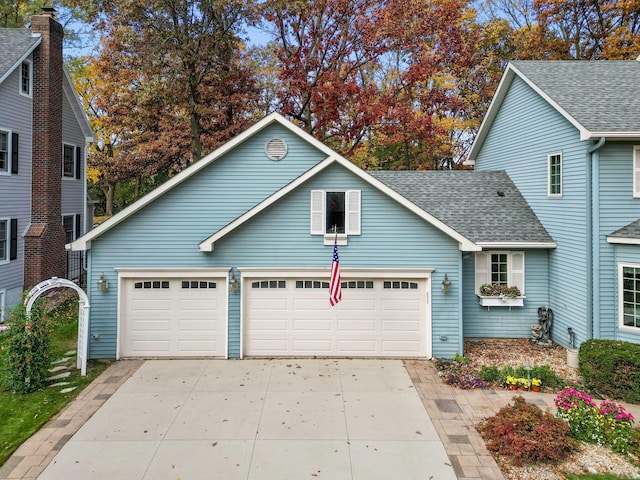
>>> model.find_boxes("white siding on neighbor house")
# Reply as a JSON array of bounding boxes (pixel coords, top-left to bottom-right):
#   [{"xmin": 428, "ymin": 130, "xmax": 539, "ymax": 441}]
[
  {"xmin": 86, "ymin": 159, "xmax": 464, "ymax": 359},
  {"xmin": 597, "ymin": 143, "xmax": 640, "ymax": 341},
  {"xmin": 0, "ymin": 59, "xmax": 33, "ymax": 310},
  {"xmin": 475, "ymin": 75, "xmax": 590, "ymax": 347}
]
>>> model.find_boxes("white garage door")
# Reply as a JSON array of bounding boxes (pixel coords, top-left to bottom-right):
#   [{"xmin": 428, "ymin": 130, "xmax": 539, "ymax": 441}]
[
  {"xmin": 244, "ymin": 276, "xmax": 429, "ymax": 357},
  {"xmin": 121, "ymin": 277, "xmax": 226, "ymax": 357}
]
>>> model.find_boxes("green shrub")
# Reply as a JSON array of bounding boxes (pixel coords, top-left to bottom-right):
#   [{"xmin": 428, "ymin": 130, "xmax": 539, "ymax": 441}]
[
  {"xmin": 579, "ymin": 340, "xmax": 640, "ymax": 403},
  {"xmin": 2, "ymin": 301, "xmax": 52, "ymax": 393},
  {"xmin": 494, "ymin": 365, "xmax": 564, "ymax": 389},
  {"xmin": 477, "ymin": 365, "xmax": 501, "ymax": 382},
  {"xmin": 477, "ymin": 396, "xmax": 577, "ymax": 465}
]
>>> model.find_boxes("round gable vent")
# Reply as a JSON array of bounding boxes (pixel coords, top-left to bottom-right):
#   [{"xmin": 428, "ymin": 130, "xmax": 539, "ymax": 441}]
[{"xmin": 266, "ymin": 138, "xmax": 288, "ymax": 161}]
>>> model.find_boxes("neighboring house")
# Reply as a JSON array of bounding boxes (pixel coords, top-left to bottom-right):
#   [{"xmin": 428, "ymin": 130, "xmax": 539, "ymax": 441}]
[
  {"xmin": 467, "ymin": 59, "xmax": 640, "ymax": 350},
  {"xmin": 0, "ymin": 10, "xmax": 94, "ymax": 320},
  {"xmin": 69, "ymin": 112, "xmax": 554, "ymax": 360}
]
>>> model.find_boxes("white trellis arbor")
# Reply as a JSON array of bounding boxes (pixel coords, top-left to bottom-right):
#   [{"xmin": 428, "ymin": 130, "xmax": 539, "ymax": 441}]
[{"xmin": 25, "ymin": 277, "xmax": 89, "ymax": 376}]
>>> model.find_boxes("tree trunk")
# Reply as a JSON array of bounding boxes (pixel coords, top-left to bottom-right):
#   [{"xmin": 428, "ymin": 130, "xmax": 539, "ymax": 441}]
[{"xmin": 103, "ymin": 183, "xmax": 115, "ymax": 217}]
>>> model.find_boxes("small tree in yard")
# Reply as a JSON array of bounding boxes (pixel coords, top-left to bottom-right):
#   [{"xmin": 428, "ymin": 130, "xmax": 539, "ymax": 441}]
[{"xmin": 2, "ymin": 300, "xmax": 51, "ymax": 393}]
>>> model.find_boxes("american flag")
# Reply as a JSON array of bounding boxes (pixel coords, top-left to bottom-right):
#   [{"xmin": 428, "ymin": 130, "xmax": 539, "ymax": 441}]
[{"xmin": 329, "ymin": 238, "xmax": 342, "ymax": 306}]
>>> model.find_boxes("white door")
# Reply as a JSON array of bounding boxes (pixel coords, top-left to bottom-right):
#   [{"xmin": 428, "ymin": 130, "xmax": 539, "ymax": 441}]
[
  {"xmin": 121, "ymin": 277, "xmax": 226, "ymax": 357},
  {"xmin": 244, "ymin": 276, "xmax": 429, "ymax": 357}
]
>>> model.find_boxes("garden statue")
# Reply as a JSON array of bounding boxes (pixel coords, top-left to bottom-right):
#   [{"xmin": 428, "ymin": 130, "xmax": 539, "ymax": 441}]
[{"xmin": 532, "ymin": 306, "xmax": 553, "ymax": 346}]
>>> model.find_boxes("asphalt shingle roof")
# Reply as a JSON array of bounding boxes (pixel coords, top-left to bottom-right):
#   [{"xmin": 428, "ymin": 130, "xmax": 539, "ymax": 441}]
[
  {"xmin": 370, "ymin": 170, "xmax": 554, "ymax": 244},
  {"xmin": 0, "ymin": 28, "xmax": 40, "ymax": 81},
  {"xmin": 511, "ymin": 60, "xmax": 640, "ymax": 134},
  {"xmin": 608, "ymin": 219, "xmax": 640, "ymax": 240}
]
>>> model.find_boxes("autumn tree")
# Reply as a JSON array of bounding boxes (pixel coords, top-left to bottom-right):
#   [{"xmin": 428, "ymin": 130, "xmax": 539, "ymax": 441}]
[{"xmin": 64, "ymin": 0, "xmax": 261, "ymax": 211}]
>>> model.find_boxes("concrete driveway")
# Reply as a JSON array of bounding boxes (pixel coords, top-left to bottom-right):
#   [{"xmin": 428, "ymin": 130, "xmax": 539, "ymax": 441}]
[{"xmin": 38, "ymin": 359, "xmax": 455, "ymax": 480}]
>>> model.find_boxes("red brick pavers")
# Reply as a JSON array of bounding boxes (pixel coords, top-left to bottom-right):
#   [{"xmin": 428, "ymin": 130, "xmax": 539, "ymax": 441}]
[{"xmin": 0, "ymin": 360, "xmax": 143, "ymax": 480}]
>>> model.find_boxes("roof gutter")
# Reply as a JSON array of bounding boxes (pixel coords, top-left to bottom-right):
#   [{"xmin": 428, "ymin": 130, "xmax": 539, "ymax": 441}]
[{"xmin": 587, "ymin": 136, "xmax": 605, "ymax": 342}]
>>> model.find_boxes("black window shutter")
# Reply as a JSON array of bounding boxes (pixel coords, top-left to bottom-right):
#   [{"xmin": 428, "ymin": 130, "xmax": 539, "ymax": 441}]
[
  {"xmin": 10, "ymin": 219, "xmax": 17, "ymax": 260},
  {"xmin": 11, "ymin": 132, "xmax": 18, "ymax": 174},
  {"xmin": 75, "ymin": 146, "xmax": 82, "ymax": 179},
  {"xmin": 75, "ymin": 214, "xmax": 81, "ymax": 240}
]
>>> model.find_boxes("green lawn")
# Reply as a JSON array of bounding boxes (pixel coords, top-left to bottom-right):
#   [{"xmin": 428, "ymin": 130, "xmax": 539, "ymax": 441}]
[{"xmin": 0, "ymin": 298, "xmax": 109, "ymax": 466}]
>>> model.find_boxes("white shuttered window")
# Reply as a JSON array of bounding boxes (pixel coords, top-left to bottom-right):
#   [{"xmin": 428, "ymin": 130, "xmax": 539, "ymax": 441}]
[{"xmin": 474, "ymin": 251, "xmax": 525, "ymax": 295}]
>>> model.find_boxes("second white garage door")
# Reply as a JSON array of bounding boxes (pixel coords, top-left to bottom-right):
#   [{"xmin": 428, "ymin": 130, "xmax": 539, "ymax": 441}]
[
  {"xmin": 244, "ymin": 276, "xmax": 430, "ymax": 357},
  {"xmin": 120, "ymin": 276, "xmax": 227, "ymax": 357}
]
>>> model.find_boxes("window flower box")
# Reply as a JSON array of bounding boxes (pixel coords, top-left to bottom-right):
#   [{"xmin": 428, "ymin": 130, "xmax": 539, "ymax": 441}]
[{"xmin": 478, "ymin": 295, "xmax": 525, "ymax": 308}]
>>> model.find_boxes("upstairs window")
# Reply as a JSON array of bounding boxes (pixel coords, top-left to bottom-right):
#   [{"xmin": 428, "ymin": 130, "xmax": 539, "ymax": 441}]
[
  {"xmin": 63, "ymin": 144, "xmax": 82, "ymax": 179},
  {"xmin": 0, "ymin": 132, "xmax": 7, "ymax": 173},
  {"xmin": 310, "ymin": 190, "xmax": 361, "ymax": 243},
  {"xmin": 0, "ymin": 219, "xmax": 16, "ymax": 263},
  {"xmin": 0, "ymin": 220, "xmax": 7, "ymax": 262},
  {"xmin": 20, "ymin": 60, "xmax": 32, "ymax": 97},
  {"xmin": 548, "ymin": 152, "xmax": 562, "ymax": 197}
]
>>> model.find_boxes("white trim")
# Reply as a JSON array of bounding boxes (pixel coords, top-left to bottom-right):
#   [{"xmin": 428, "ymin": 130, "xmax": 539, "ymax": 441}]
[
  {"xmin": 238, "ymin": 267, "xmax": 434, "ymax": 278},
  {"xmin": 476, "ymin": 241, "xmax": 557, "ymax": 249},
  {"xmin": 584, "ymin": 132, "xmax": 640, "ymax": 141},
  {"xmin": 0, "ymin": 217, "xmax": 9, "ymax": 265},
  {"xmin": 607, "ymin": 236, "xmax": 640, "ymax": 245},
  {"xmin": 71, "ymin": 113, "xmax": 480, "ymax": 252},
  {"xmin": 547, "ymin": 151, "xmax": 563, "ymax": 197},
  {"xmin": 618, "ymin": 262, "xmax": 640, "ymax": 333},
  {"xmin": 0, "ymin": 34, "xmax": 41, "ymax": 87},
  {"xmin": 116, "ymin": 268, "xmax": 231, "ymax": 360},
  {"xmin": 634, "ymin": 146, "xmax": 640, "ymax": 198},
  {"xmin": 0, "ymin": 127, "xmax": 12, "ymax": 176},
  {"xmin": 0, "ymin": 289, "xmax": 5, "ymax": 322},
  {"xmin": 19, "ymin": 59, "xmax": 32, "ymax": 98}
]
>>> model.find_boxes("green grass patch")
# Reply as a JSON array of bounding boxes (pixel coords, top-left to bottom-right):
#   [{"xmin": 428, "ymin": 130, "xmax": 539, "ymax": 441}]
[{"xmin": 0, "ymin": 298, "xmax": 109, "ymax": 466}]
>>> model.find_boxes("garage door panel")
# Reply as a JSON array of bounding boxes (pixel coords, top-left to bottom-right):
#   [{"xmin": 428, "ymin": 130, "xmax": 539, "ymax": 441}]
[
  {"xmin": 338, "ymin": 319, "xmax": 376, "ymax": 331},
  {"xmin": 122, "ymin": 277, "xmax": 226, "ymax": 358},
  {"xmin": 382, "ymin": 320, "xmax": 422, "ymax": 332},
  {"xmin": 245, "ymin": 276, "xmax": 429, "ymax": 357},
  {"xmin": 293, "ymin": 339, "xmax": 333, "ymax": 353},
  {"xmin": 293, "ymin": 319, "xmax": 332, "ymax": 331}
]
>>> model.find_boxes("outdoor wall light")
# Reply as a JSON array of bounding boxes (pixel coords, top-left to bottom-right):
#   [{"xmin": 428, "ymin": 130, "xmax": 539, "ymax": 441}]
[
  {"xmin": 441, "ymin": 273, "xmax": 451, "ymax": 293},
  {"xmin": 229, "ymin": 271, "xmax": 239, "ymax": 293},
  {"xmin": 97, "ymin": 272, "xmax": 109, "ymax": 292}
]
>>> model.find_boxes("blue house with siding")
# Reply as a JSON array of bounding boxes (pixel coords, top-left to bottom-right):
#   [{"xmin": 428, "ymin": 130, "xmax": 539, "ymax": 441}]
[
  {"xmin": 70, "ymin": 112, "xmax": 554, "ymax": 360},
  {"xmin": 0, "ymin": 11, "xmax": 94, "ymax": 321},
  {"xmin": 467, "ymin": 59, "xmax": 640, "ymax": 350}
]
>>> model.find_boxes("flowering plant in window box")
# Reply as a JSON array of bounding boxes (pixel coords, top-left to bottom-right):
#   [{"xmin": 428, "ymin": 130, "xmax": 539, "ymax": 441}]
[
  {"xmin": 478, "ymin": 283, "xmax": 524, "ymax": 307},
  {"xmin": 479, "ymin": 283, "xmax": 521, "ymax": 298}
]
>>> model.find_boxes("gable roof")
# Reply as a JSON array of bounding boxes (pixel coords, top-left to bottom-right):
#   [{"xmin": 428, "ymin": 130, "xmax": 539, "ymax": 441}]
[
  {"xmin": 468, "ymin": 60, "xmax": 640, "ymax": 162},
  {"xmin": 0, "ymin": 26, "xmax": 94, "ymax": 142},
  {"xmin": 0, "ymin": 28, "xmax": 41, "ymax": 85},
  {"xmin": 369, "ymin": 171, "xmax": 555, "ymax": 247},
  {"xmin": 70, "ymin": 113, "xmax": 481, "ymax": 252},
  {"xmin": 607, "ymin": 219, "xmax": 640, "ymax": 245}
]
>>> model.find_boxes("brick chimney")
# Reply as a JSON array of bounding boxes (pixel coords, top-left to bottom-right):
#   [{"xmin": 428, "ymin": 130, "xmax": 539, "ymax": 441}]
[{"xmin": 23, "ymin": 9, "xmax": 66, "ymax": 288}]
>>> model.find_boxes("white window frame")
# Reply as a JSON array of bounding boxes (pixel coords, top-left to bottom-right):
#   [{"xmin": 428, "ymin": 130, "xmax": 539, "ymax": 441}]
[
  {"xmin": 475, "ymin": 251, "xmax": 525, "ymax": 295},
  {"xmin": 62, "ymin": 144, "xmax": 77, "ymax": 179},
  {"xmin": 0, "ymin": 129, "xmax": 10, "ymax": 175},
  {"xmin": 19, "ymin": 60, "xmax": 32, "ymax": 98},
  {"xmin": 633, "ymin": 146, "xmax": 640, "ymax": 198},
  {"xmin": 0, "ymin": 218, "xmax": 8, "ymax": 265},
  {"xmin": 548, "ymin": 152, "xmax": 562, "ymax": 197},
  {"xmin": 618, "ymin": 262, "xmax": 640, "ymax": 332},
  {"xmin": 62, "ymin": 214, "xmax": 77, "ymax": 244},
  {"xmin": 310, "ymin": 190, "xmax": 361, "ymax": 245},
  {"xmin": 0, "ymin": 290, "xmax": 5, "ymax": 322}
]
